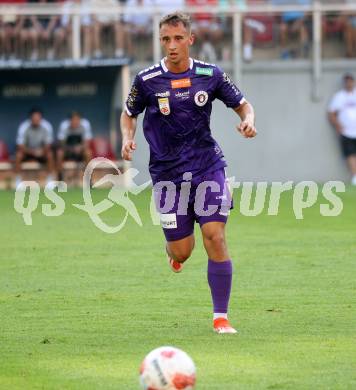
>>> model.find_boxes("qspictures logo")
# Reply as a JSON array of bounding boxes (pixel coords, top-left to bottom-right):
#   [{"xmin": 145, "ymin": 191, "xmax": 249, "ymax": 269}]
[
  {"xmin": 14, "ymin": 158, "xmax": 151, "ymax": 233},
  {"xmin": 13, "ymin": 158, "xmax": 346, "ymax": 234}
]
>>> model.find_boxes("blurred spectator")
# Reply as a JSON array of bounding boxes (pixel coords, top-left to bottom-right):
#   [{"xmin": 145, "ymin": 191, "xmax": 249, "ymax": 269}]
[
  {"xmin": 154, "ymin": 0, "xmax": 185, "ymax": 13},
  {"xmin": 57, "ymin": 111, "xmax": 93, "ymax": 179},
  {"xmin": 344, "ymin": 0, "xmax": 356, "ymax": 58},
  {"xmin": 243, "ymin": 14, "xmax": 277, "ymax": 62},
  {"xmin": 15, "ymin": 107, "xmax": 55, "ymax": 187},
  {"xmin": 328, "ymin": 73, "xmax": 356, "ymax": 186},
  {"xmin": 272, "ymin": 0, "xmax": 310, "ymax": 59},
  {"xmin": 17, "ymin": 15, "xmax": 40, "ymax": 60},
  {"xmin": 322, "ymin": 12, "xmax": 345, "ymax": 49},
  {"xmin": 53, "ymin": 8, "xmax": 71, "ymax": 59},
  {"xmin": 91, "ymin": 0, "xmax": 125, "ymax": 58},
  {"xmin": 237, "ymin": 0, "xmax": 275, "ymax": 62},
  {"xmin": 32, "ymin": 0, "xmax": 60, "ymax": 60},
  {"xmin": 0, "ymin": 0, "xmax": 24, "ymax": 60},
  {"xmin": 57, "ymin": 0, "xmax": 93, "ymax": 59},
  {"xmin": 186, "ymin": 0, "xmax": 223, "ymax": 62},
  {"xmin": 123, "ymin": 0, "xmax": 154, "ymax": 60}
]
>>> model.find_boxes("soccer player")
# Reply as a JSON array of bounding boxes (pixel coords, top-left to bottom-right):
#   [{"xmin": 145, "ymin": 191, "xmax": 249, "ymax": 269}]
[{"xmin": 121, "ymin": 12, "xmax": 257, "ymax": 334}]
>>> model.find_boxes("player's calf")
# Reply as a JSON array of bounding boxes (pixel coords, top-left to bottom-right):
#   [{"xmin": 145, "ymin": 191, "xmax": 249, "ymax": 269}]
[
  {"xmin": 166, "ymin": 235, "xmax": 194, "ymax": 262},
  {"xmin": 166, "ymin": 236, "xmax": 194, "ymax": 273}
]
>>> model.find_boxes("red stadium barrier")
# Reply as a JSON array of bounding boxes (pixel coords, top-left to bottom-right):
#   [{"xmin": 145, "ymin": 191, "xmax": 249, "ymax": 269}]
[
  {"xmin": 0, "ymin": 140, "xmax": 10, "ymax": 162},
  {"xmin": 90, "ymin": 136, "xmax": 116, "ymax": 161}
]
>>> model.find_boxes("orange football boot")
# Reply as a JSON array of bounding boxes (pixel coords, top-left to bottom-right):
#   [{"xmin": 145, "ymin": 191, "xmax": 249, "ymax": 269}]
[
  {"xmin": 167, "ymin": 255, "xmax": 185, "ymax": 273},
  {"xmin": 213, "ymin": 318, "xmax": 238, "ymax": 334}
]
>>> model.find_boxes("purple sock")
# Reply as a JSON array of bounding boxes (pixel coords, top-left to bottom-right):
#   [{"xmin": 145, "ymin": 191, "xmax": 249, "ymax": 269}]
[{"xmin": 207, "ymin": 259, "xmax": 233, "ymax": 314}]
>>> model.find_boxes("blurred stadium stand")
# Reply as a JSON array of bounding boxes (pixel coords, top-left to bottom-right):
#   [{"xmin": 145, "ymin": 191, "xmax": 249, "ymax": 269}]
[{"xmin": 0, "ymin": 0, "xmax": 355, "ymax": 187}]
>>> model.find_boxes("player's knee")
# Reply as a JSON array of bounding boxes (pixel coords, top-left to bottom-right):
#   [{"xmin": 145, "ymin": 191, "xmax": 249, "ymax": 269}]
[
  {"xmin": 16, "ymin": 149, "xmax": 24, "ymax": 161},
  {"xmin": 204, "ymin": 231, "xmax": 226, "ymax": 249},
  {"xmin": 46, "ymin": 150, "xmax": 54, "ymax": 161}
]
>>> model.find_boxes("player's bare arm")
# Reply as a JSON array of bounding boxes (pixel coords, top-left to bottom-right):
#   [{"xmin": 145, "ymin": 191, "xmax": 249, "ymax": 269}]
[
  {"xmin": 120, "ymin": 111, "xmax": 137, "ymax": 161},
  {"xmin": 328, "ymin": 111, "xmax": 343, "ymax": 134},
  {"xmin": 234, "ymin": 101, "xmax": 257, "ymax": 138}
]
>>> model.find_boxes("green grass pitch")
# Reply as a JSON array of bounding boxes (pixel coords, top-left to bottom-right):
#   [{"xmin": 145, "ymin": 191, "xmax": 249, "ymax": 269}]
[{"xmin": 0, "ymin": 186, "xmax": 355, "ymax": 389}]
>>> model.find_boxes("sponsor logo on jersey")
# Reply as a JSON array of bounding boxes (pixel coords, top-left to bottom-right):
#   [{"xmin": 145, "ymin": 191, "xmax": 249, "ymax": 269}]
[
  {"xmin": 155, "ymin": 91, "xmax": 170, "ymax": 97},
  {"xmin": 160, "ymin": 213, "xmax": 177, "ymax": 229},
  {"xmin": 142, "ymin": 70, "xmax": 162, "ymax": 81},
  {"xmin": 158, "ymin": 97, "xmax": 170, "ymax": 115},
  {"xmin": 171, "ymin": 78, "xmax": 191, "ymax": 89},
  {"xmin": 196, "ymin": 67, "xmax": 213, "ymax": 76},
  {"xmin": 194, "ymin": 90, "xmax": 208, "ymax": 107},
  {"xmin": 175, "ymin": 91, "xmax": 190, "ymax": 100},
  {"xmin": 126, "ymin": 85, "xmax": 139, "ymax": 109},
  {"xmin": 222, "ymin": 72, "xmax": 241, "ymax": 95},
  {"xmin": 222, "ymin": 72, "xmax": 232, "ymax": 84}
]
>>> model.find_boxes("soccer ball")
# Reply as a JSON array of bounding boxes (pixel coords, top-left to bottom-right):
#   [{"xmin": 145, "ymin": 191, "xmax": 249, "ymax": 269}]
[{"xmin": 139, "ymin": 346, "xmax": 196, "ymax": 390}]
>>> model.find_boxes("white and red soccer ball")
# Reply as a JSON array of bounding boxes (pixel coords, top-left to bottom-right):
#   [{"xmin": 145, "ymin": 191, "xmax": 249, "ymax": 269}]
[{"xmin": 139, "ymin": 346, "xmax": 196, "ymax": 390}]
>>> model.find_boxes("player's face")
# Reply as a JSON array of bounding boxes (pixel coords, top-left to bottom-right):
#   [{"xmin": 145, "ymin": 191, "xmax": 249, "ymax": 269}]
[
  {"xmin": 70, "ymin": 115, "xmax": 81, "ymax": 129},
  {"xmin": 345, "ymin": 77, "xmax": 354, "ymax": 91},
  {"xmin": 159, "ymin": 22, "xmax": 194, "ymax": 65},
  {"xmin": 31, "ymin": 112, "xmax": 42, "ymax": 127}
]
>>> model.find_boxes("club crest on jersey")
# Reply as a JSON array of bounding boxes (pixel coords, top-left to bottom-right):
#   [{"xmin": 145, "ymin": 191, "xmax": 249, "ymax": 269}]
[
  {"xmin": 194, "ymin": 91, "xmax": 208, "ymax": 107},
  {"xmin": 158, "ymin": 97, "xmax": 170, "ymax": 115}
]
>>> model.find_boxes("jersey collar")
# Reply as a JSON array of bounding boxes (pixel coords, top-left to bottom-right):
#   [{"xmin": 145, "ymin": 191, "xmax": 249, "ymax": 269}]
[{"xmin": 161, "ymin": 57, "xmax": 194, "ymax": 73}]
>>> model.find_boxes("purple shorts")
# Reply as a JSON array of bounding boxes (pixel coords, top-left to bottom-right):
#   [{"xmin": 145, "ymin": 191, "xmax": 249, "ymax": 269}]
[{"xmin": 154, "ymin": 168, "xmax": 232, "ymax": 242}]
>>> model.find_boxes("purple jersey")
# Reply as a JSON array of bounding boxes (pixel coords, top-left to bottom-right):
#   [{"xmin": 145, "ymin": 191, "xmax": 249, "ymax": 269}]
[{"xmin": 125, "ymin": 58, "xmax": 245, "ymax": 184}]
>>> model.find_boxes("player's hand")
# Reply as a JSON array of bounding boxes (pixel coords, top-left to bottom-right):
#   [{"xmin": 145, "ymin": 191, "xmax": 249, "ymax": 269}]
[
  {"xmin": 121, "ymin": 139, "xmax": 136, "ymax": 161},
  {"xmin": 238, "ymin": 121, "xmax": 257, "ymax": 138}
]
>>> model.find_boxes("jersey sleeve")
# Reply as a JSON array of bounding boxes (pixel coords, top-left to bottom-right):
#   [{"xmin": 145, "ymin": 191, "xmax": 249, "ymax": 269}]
[
  {"xmin": 82, "ymin": 119, "xmax": 93, "ymax": 140},
  {"xmin": 328, "ymin": 93, "xmax": 342, "ymax": 113},
  {"xmin": 16, "ymin": 121, "xmax": 28, "ymax": 145},
  {"xmin": 43, "ymin": 120, "xmax": 54, "ymax": 145},
  {"xmin": 214, "ymin": 67, "xmax": 245, "ymax": 108},
  {"xmin": 57, "ymin": 120, "xmax": 67, "ymax": 141},
  {"xmin": 125, "ymin": 74, "xmax": 147, "ymax": 117}
]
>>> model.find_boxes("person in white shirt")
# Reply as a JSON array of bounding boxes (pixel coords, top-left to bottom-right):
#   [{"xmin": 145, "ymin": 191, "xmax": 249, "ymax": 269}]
[
  {"xmin": 54, "ymin": 0, "xmax": 93, "ymax": 59},
  {"xmin": 15, "ymin": 107, "xmax": 55, "ymax": 187},
  {"xmin": 91, "ymin": 0, "xmax": 125, "ymax": 58},
  {"xmin": 328, "ymin": 73, "xmax": 356, "ymax": 185},
  {"xmin": 57, "ymin": 111, "xmax": 93, "ymax": 179},
  {"xmin": 123, "ymin": 0, "xmax": 154, "ymax": 59}
]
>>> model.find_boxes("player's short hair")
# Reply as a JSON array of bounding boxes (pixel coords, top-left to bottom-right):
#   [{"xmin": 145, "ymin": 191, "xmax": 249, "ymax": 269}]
[
  {"xmin": 29, "ymin": 106, "xmax": 43, "ymax": 117},
  {"xmin": 159, "ymin": 12, "xmax": 191, "ymax": 32},
  {"xmin": 69, "ymin": 110, "xmax": 82, "ymax": 119},
  {"xmin": 343, "ymin": 72, "xmax": 354, "ymax": 81}
]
